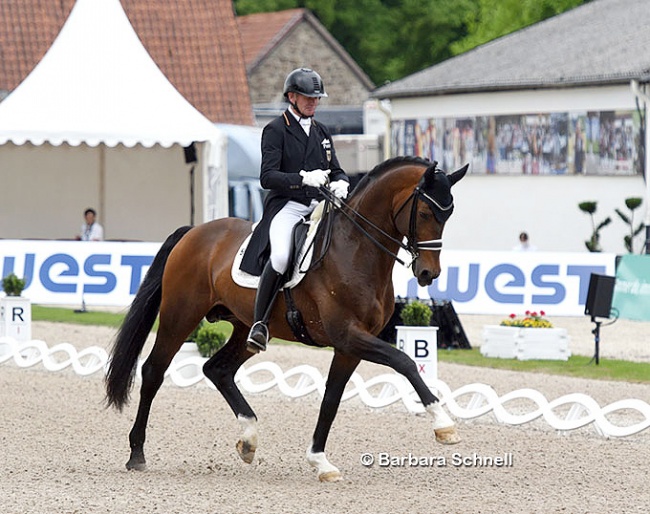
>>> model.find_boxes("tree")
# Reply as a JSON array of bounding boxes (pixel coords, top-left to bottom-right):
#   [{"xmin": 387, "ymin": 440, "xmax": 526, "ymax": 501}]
[
  {"xmin": 232, "ymin": 0, "xmax": 589, "ymax": 84},
  {"xmin": 451, "ymin": 0, "xmax": 587, "ymax": 55}
]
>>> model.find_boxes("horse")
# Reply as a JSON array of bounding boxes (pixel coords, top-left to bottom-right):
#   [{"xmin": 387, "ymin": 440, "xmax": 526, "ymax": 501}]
[{"xmin": 105, "ymin": 156, "xmax": 468, "ymax": 482}]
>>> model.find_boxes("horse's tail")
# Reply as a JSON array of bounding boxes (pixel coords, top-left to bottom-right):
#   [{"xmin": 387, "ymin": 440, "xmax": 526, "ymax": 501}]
[{"xmin": 105, "ymin": 225, "xmax": 193, "ymax": 411}]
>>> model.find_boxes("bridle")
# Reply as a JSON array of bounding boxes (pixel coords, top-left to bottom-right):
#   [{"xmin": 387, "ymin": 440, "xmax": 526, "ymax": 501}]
[{"xmin": 317, "ymin": 171, "xmax": 453, "ymax": 270}]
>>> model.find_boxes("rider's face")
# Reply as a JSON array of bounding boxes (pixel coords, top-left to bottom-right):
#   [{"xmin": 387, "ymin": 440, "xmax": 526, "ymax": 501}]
[{"xmin": 289, "ymin": 92, "xmax": 320, "ymax": 117}]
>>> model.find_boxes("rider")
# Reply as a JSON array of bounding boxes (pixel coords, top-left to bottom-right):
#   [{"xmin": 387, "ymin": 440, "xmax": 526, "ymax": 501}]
[{"xmin": 239, "ymin": 67, "xmax": 350, "ymax": 353}]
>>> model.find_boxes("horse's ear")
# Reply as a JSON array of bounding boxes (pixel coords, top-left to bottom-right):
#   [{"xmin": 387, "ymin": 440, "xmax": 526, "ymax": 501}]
[
  {"xmin": 449, "ymin": 163, "xmax": 469, "ymax": 186},
  {"xmin": 422, "ymin": 162, "xmax": 438, "ymax": 187}
]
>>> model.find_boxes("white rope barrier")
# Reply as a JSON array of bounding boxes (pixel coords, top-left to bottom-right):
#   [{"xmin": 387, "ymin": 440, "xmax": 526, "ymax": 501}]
[{"xmin": 1, "ymin": 337, "xmax": 649, "ymax": 438}]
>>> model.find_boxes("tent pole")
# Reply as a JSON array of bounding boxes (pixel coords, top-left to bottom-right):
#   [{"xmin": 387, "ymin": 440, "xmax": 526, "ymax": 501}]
[{"xmin": 99, "ymin": 144, "xmax": 106, "ymax": 235}]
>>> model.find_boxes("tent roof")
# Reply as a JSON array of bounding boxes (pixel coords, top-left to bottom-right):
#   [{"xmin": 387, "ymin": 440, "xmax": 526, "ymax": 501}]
[{"xmin": 0, "ymin": 0, "xmax": 221, "ymax": 148}]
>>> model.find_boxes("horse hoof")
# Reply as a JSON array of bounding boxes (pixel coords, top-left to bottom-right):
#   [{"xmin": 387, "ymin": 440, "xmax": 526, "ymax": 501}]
[
  {"xmin": 435, "ymin": 426, "xmax": 461, "ymax": 445},
  {"xmin": 236, "ymin": 439, "xmax": 257, "ymax": 464},
  {"xmin": 125, "ymin": 459, "xmax": 147, "ymax": 471},
  {"xmin": 318, "ymin": 470, "xmax": 343, "ymax": 483}
]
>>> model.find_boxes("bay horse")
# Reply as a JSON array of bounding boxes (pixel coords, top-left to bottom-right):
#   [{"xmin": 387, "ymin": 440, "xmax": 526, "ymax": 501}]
[{"xmin": 105, "ymin": 156, "xmax": 467, "ymax": 482}]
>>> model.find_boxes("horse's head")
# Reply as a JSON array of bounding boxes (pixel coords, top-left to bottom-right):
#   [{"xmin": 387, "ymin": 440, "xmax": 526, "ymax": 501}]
[{"xmin": 398, "ymin": 162, "xmax": 468, "ymax": 286}]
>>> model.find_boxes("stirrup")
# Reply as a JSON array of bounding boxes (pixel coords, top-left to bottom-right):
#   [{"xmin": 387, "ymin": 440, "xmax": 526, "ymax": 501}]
[{"xmin": 246, "ymin": 321, "xmax": 269, "ymax": 353}]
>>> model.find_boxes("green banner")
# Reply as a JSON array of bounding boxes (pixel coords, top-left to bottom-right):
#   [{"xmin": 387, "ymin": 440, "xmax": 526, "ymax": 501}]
[{"xmin": 612, "ymin": 255, "xmax": 650, "ymax": 321}]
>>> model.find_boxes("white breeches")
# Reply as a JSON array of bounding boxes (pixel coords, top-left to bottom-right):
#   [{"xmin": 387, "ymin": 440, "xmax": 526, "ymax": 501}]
[{"xmin": 269, "ymin": 200, "xmax": 317, "ymax": 273}]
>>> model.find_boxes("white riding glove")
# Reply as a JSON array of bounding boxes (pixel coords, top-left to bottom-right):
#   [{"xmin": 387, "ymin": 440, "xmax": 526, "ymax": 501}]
[
  {"xmin": 299, "ymin": 168, "xmax": 330, "ymax": 188},
  {"xmin": 329, "ymin": 180, "xmax": 349, "ymax": 200}
]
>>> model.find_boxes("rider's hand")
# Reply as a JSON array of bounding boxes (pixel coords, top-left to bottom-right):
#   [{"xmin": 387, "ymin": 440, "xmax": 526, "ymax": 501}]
[
  {"xmin": 329, "ymin": 180, "xmax": 349, "ymax": 200},
  {"xmin": 299, "ymin": 169, "xmax": 330, "ymax": 188}
]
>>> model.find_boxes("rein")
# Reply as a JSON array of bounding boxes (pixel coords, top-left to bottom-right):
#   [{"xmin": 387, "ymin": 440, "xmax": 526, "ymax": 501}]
[{"xmin": 317, "ymin": 175, "xmax": 448, "ymax": 269}]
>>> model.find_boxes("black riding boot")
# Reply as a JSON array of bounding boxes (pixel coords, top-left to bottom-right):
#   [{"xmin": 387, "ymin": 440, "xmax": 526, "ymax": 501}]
[{"xmin": 246, "ymin": 262, "xmax": 284, "ymax": 353}]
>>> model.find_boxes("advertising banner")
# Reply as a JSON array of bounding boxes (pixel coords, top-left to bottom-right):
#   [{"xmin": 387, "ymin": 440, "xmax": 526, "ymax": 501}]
[
  {"xmin": 1, "ymin": 241, "xmax": 616, "ymax": 315},
  {"xmin": 392, "ymin": 250, "xmax": 616, "ymax": 316},
  {"xmin": 612, "ymin": 254, "xmax": 650, "ymax": 321},
  {"xmin": 1, "ymin": 240, "xmax": 161, "ymax": 307}
]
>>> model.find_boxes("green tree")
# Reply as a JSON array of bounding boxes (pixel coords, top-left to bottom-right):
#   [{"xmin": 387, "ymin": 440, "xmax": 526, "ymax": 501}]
[
  {"xmin": 233, "ymin": 0, "xmax": 589, "ymax": 84},
  {"xmin": 451, "ymin": 0, "xmax": 586, "ymax": 55}
]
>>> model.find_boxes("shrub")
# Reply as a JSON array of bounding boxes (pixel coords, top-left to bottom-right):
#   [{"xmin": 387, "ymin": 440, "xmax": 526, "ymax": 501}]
[
  {"xmin": 615, "ymin": 197, "xmax": 644, "ymax": 253},
  {"xmin": 399, "ymin": 300, "xmax": 432, "ymax": 326},
  {"xmin": 578, "ymin": 201, "xmax": 611, "ymax": 252},
  {"xmin": 2, "ymin": 273, "xmax": 27, "ymax": 296},
  {"xmin": 194, "ymin": 322, "xmax": 227, "ymax": 358}
]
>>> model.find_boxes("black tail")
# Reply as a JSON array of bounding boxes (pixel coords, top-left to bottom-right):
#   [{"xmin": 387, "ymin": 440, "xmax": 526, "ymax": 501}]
[{"xmin": 105, "ymin": 226, "xmax": 193, "ymax": 410}]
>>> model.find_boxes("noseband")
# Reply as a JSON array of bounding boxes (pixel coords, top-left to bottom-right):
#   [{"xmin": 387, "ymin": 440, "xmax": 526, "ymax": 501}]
[{"xmin": 318, "ymin": 169, "xmax": 453, "ymax": 270}]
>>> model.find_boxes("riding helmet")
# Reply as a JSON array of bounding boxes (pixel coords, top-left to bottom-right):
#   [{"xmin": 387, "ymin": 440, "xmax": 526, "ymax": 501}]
[{"xmin": 283, "ymin": 68, "xmax": 328, "ymax": 98}]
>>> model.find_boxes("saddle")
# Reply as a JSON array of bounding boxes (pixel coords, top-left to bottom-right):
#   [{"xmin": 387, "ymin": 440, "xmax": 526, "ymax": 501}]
[{"xmin": 231, "ymin": 202, "xmax": 330, "ymax": 347}]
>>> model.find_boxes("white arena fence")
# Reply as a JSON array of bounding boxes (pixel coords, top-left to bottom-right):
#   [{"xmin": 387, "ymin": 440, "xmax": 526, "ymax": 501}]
[{"xmin": 1, "ymin": 336, "xmax": 649, "ymax": 439}]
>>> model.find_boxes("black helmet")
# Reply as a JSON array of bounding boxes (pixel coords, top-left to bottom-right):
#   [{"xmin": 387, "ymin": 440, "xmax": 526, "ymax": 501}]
[{"xmin": 283, "ymin": 68, "xmax": 328, "ymax": 98}]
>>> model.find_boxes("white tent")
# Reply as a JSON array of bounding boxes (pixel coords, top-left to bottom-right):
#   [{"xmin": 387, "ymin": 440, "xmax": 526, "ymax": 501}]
[{"xmin": 0, "ymin": 0, "xmax": 228, "ymax": 241}]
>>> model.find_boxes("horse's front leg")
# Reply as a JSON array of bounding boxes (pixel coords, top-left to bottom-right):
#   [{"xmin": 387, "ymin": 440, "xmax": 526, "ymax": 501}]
[
  {"xmin": 307, "ymin": 350, "xmax": 360, "ymax": 482},
  {"xmin": 202, "ymin": 321, "xmax": 259, "ymax": 464},
  {"xmin": 347, "ymin": 327, "xmax": 461, "ymax": 444}
]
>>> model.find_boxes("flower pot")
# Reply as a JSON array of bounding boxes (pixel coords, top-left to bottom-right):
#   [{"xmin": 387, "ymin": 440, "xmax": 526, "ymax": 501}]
[
  {"xmin": 395, "ymin": 325, "xmax": 438, "ymax": 384},
  {"xmin": 481, "ymin": 325, "xmax": 571, "ymax": 361},
  {"xmin": 0, "ymin": 296, "xmax": 32, "ymax": 341}
]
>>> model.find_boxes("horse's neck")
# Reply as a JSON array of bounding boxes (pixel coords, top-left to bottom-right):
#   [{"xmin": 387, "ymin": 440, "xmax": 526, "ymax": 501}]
[{"xmin": 330, "ymin": 170, "xmax": 416, "ymax": 269}]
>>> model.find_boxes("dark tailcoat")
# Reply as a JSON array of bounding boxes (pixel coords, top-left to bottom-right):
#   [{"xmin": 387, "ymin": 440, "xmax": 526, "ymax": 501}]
[{"xmin": 240, "ymin": 110, "xmax": 348, "ymax": 276}]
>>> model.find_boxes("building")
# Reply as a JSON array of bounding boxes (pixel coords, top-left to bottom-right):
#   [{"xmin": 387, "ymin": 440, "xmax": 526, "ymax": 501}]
[
  {"xmin": 238, "ymin": 8, "xmax": 374, "ymax": 133},
  {"xmin": 373, "ymin": 0, "xmax": 649, "ymax": 254}
]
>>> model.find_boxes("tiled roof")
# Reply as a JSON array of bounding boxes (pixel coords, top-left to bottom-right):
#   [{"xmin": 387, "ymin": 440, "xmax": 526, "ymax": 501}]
[
  {"xmin": 0, "ymin": 0, "xmax": 253, "ymax": 124},
  {"xmin": 237, "ymin": 8, "xmax": 304, "ymax": 71},
  {"xmin": 373, "ymin": 0, "xmax": 650, "ymax": 99}
]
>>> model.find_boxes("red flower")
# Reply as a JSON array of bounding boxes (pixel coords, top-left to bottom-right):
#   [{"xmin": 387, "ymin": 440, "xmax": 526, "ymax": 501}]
[
  {"xmin": 525, "ymin": 310, "xmax": 531, "ymax": 315},
  {"xmin": 540, "ymin": 310, "xmax": 546, "ymax": 316},
  {"xmin": 509, "ymin": 313, "xmax": 516, "ymax": 319}
]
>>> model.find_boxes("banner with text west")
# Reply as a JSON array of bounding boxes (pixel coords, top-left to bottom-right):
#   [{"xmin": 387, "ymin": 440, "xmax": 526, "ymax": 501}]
[{"xmin": 1, "ymin": 241, "xmax": 616, "ymax": 316}]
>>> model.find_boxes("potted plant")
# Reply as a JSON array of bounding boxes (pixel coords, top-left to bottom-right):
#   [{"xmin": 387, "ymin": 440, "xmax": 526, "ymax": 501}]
[
  {"xmin": 1, "ymin": 273, "xmax": 31, "ymax": 341},
  {"xmin": 194, "ymin": 322, "xmax": 227, "ymax": 358},
  {"xmin": 395, "ymin": 299, "xmax": 438, "ymax": 384},
  {"xmin": 482, "ymin": 310, "xmax": 570, "ymax": 360},
  {"xmin": 2, "ymin": 273, "xmax": 26, "ymax": 296}
]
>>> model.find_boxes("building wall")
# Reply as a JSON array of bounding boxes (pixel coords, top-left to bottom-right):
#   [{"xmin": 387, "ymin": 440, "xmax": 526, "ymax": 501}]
[
  {"xmin": 388, "ymin": 84, "xmax": 648, "ymax": 254},
  {"xmin": 249, "ymin": 23, "xmax": 370, "ymax": 107},
  {"xmin": 444, "ymin": 174, "xmax": 645, "ymax": 254}
]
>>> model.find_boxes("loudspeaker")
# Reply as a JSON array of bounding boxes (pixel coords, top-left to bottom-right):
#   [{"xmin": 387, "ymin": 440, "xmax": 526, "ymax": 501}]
[
  {"xmin": 585, "ymin": 273, "xmax": 615, "ymax": 319},
  {"xmin": 183, "ymin": 143, "xmax": 197, "ymax": 164}
]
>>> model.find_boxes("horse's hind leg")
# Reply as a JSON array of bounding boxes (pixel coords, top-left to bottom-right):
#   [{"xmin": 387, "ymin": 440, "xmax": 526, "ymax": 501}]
[
  {"xmin": 126, "ymin": 315, "xmax": 202, "ymax": 471},
  {"xmin": 307, "ymin": 351, "xmax": 360, "ymax": 482},
  {"xmin": 202, "ymin": 319, "xmax": 259, "ymax": 464}
]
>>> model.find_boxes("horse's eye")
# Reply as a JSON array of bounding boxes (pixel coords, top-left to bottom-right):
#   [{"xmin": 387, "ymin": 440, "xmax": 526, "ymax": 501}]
[{"xmin": 419, "ymin": 210, "xmax": 432, "ymax": 221}]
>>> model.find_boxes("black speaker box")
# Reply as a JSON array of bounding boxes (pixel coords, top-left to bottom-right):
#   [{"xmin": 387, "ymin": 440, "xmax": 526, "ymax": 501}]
[
  {"xmin": 183, "ymin": 143, "xmax": 197, "ymax": 164},
  {"xmin": 585, "ymin": 273, "xmax": 615, "ymax": 319}
]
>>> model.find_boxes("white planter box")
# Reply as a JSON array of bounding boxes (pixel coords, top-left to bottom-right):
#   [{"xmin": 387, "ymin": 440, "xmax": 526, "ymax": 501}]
[
  {"xmin": 481, "ymin": 325, "xmax": 571, "ymax": 361},
  {"xmin": 0, "ymin": 296, "xmax": 32, "ymax": 341},
  {"xmin": 395, "ymin": 325, "xmax": 438, "ymax": 383},
  {"xmin": 171, "ymin": 342, "xmax": 204, "ymax": 379}
]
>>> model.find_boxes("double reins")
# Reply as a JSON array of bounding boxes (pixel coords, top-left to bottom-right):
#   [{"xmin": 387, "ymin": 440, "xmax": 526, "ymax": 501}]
[{"xmin": 317, "ymin": 173, "xmax": 449, "ymax": 269}]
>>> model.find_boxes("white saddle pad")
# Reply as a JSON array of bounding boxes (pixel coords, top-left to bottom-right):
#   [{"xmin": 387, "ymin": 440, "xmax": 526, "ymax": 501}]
[{"xmin": 231, "ymin": 205, "xmax": 324, "ymax": 289}]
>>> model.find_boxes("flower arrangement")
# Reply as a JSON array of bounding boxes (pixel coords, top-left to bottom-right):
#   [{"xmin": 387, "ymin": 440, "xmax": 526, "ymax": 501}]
[{"xmin": 500, "ymin": 310, "xmax": 553, "ymax": 328}]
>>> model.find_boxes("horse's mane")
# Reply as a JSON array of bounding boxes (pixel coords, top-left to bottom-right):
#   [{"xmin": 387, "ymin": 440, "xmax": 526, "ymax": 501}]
[{"xmin": 350, "ymin": 156, "xmax": 432, "ymax": 198}]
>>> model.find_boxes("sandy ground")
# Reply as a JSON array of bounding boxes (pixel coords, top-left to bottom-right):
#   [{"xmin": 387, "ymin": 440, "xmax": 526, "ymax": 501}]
[{"xmin": 1, "ymin": 315, "xmax": 649, "ymax": 513}]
